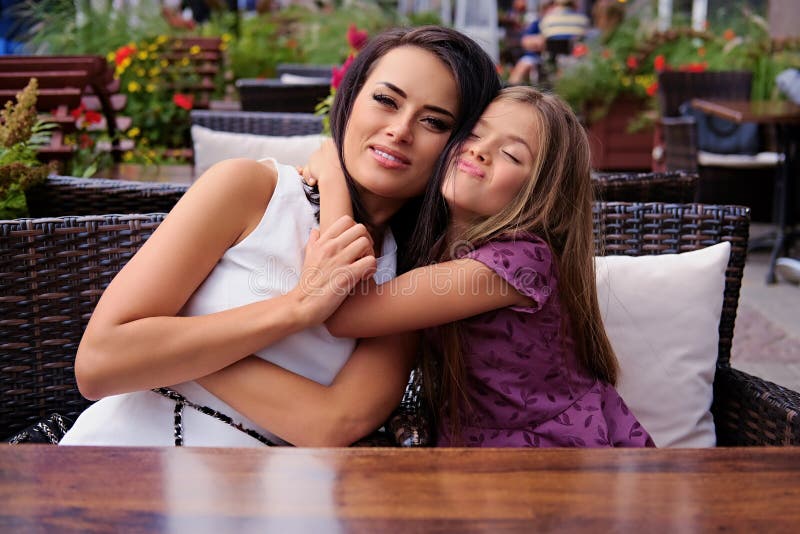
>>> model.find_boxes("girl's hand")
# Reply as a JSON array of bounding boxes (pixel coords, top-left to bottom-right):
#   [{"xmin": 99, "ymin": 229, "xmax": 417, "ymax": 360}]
[
  {"xmin": 303, "ymin": 139, "xmax": 341, "ymax": 189},
  {"xmin": 290, "ymin": 215, "xmax": 376, "ymax": 326}
]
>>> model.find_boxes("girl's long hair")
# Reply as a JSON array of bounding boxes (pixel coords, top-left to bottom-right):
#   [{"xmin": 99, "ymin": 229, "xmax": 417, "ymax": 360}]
[{"xmin": 424, "ymin": 87, "xmax": 618, "ymax": 443}]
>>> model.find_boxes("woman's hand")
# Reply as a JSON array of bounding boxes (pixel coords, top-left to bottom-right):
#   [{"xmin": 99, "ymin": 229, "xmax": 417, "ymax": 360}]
[{"xmin": 289, "ymin": 214, "xmax": 376, "ymax": 326}]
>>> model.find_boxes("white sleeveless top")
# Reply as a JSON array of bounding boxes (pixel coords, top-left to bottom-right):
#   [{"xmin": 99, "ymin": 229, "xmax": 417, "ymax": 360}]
[{"xmin": 61, "ymin": 159, "xmax": 397, "ymax": 447}]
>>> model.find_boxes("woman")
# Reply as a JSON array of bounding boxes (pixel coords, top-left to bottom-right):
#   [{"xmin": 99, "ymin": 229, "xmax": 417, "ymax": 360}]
[{"xmin": 60, "ymin": 26, "xmax": 500, "ymax": 447}]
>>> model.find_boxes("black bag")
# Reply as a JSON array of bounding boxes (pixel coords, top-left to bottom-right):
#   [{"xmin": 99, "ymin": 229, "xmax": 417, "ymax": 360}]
[
  {"xmin": 6, "ymin": 413, "xmax": 74, "ymax": 444},
  {"xmin": 679, "ymin": 102, "xmax": 759, "ymax": 155}
]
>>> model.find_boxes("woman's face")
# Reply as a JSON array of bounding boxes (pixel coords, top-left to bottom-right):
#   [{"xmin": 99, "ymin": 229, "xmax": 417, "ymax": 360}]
[
  {"xmin": 442, "ymin": 99, "xmax": 538, "ymax": 222},
  {"xmin": 342, "ymin": 45, "xmax": 459, "ymax": 207}
]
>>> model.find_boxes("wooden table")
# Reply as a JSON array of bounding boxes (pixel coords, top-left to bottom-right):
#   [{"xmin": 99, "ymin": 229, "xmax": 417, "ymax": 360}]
[
  {"xmin": 2, "ymin": 445, "xmax": 799, "ymax": 532},
  {"xmin": 691, "ymin": 99, "xmax": 800, "ymax": 283}
]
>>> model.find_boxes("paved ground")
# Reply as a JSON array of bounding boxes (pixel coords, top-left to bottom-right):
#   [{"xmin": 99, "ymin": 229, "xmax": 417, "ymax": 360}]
[{"xmin": 731, "ymin": 225, "xmax": 800, "ymax": 392}]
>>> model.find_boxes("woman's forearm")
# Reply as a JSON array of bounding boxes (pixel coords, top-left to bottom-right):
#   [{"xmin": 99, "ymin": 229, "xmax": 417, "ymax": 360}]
[
  {"xmin": 198, "ymin": 333, "xmax": 418, "ymax": 446},
  {"xmin": 76, "ymin": 292, "xmax": 312, "ymax": 400}
]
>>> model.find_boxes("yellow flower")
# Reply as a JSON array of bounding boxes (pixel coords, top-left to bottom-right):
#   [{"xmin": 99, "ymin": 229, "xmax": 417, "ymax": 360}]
[
  {"xmin": 136, "ymin": 68, "xmax": 146, "ymax": 77},
  {"xmin": 128, "ymin": 81, "xmax": 141, "ymax": 92},
  {"xmin": 121, "ymin": 57, "xmax": 132, "ymax": 69},
  {"xmin": 160, "ymin": 59, "xmax": 169, "ymax": 68},
  {"xmin": 106, "ymin": 52, "xmax": 115, "ymax": 62},
  {"xmin": 137, "ymin": 51, "xmax": 149, "ymax": 61},
  {"xmin": 180, "ymin": 57, "xmax": 190, "ymax": 67},
  {"xmin": 220, "ymin": 43, "xmax": 228, "ymax": 51},
  {"xmin": 148, "ymin": 67, "xmax": 161, "ymax": 77},
  {"xmin": 148, "ymin": 44, "xmax": 157, "ymax": 52},
  {"xmin": 123, "ymin": 151, "xmax": 134, "ymax": 162},
  {"xmin": 189, "ymin": 45, "xmax": 201, "ymax": 55},
  {"xmin": 145, "ymin": 83, "xmax": 156, "ymax": 93},
  {"xmin": 156, "ymin": 35, "xmax": 168, "ymax": 45},
  {"xmin": 127, "ymin": 127, "xmax": 141, "ymax": 138},
  {"xmin": 221, "ymin": 33, "xmax": 232, "ymax": 43}
]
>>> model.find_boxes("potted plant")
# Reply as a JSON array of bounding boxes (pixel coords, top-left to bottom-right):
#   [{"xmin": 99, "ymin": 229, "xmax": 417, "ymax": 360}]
[
  {"xmin": 553, "ymin": 4, "xmax": 800, "ymax": 171},
  {"xmin": 0, "ymin": 79, "xmax": 56, "ymax": 219}
]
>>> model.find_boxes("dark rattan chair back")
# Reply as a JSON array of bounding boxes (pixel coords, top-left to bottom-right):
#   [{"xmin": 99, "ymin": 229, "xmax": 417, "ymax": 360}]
[
  {"xmin": 658, "ymin": 70, "xmax": 753, "ymax": 118},
  {"xmin": 190, "ymin": 110, "xmax": 323, "ymax": 136},
  {"xmin": 592, "ymin": 171, "xmax": 698, "ymax": 203},
  {"xmin": 236, "ymin": 78, "xmax": 331, "ymax": 113},
  {"xmin": 2, "ymin": 203, "xmax": 798, "ymax": 445},
  {"xmin": 276, "ymin": 63, "xmax": 334, "ymax": 81},
  {"xmin": 24, "ymin": 176, "xmax": 188, "ymax": 217}
]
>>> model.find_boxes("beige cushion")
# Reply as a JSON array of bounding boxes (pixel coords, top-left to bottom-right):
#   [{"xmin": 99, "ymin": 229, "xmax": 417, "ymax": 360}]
[
  {"xmin": 595, "ymin": 241, "xmax": 731, "ymax": 447},
  {"xmin": 698, "ymin": 150, "xmax": 781, "ymax": 168},
  {"xmin": 192, "ymin": 125, "xmax": 326, "ymax": 175}
]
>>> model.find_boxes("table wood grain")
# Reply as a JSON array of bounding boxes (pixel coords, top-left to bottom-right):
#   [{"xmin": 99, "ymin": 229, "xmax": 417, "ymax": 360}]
[{"xmin": 2, "ymin": 445, "xmax": 799, "ymax": 532}]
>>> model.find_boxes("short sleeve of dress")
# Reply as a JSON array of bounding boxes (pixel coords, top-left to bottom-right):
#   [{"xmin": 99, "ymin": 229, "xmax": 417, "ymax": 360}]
[{"xmin": 464, "ymin": 234, "xmax": 554, "ymax": 314}]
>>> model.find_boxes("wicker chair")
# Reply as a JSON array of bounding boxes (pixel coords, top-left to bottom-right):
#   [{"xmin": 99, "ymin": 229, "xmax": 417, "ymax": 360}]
[
  {"xmin": 23, "ymin": 176, "xmax": 188, "ymax": 217},
  {"xmin": 592, "ymin": 170, "xmax": 698, "ymax": 203},
  {"xmin": 656, "ymin": 70, "xmax": 778, "ymax": 221},
  {"xmin": 190, "ymin": 109, "xmax": 323, "ymax": 136},
  {"xmin": 235, "ymin": 78, "xmax": 331, "ymax": 113},
  {"xmin": 276, "ymin": 63, "xmax": 334, "ymax": 81},
  {"xmin": 3, "ymin": 202, "xmax": 799, "ymax": 446}
]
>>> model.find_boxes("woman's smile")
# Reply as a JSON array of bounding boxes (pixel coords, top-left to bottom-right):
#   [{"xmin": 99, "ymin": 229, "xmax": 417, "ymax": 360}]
[{"xmin": 370, "ymin": 145, "xmax": 411, "ymax": 169}]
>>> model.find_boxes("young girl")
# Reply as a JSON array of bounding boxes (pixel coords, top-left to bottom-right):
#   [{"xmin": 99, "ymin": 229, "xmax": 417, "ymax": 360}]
[{"xmin": 301, "ymin": 86, "xmax": 655, "ymax": 447}]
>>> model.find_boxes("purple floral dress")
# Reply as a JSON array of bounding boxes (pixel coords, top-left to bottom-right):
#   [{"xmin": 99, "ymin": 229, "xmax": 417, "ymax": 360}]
[{"xmin": 435, "ymin": 234, "xmax": 655, "ymax": 448}]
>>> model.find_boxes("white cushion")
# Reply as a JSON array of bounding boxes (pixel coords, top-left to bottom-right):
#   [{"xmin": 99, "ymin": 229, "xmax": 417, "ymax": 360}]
[
  {"xmin": 279, "ymin": 73, "xmax": 331, "ymax": 85},
  {"xmin": 191, "ymin": 125, "xmax": 326, "ymax": 175},
  {"xmin": 595, "ymin": 241, "xmax": 731, "ymax": 447},
  {"xmin": 698, "ymin": 150, "xmax": 781, "ymax": 168}
]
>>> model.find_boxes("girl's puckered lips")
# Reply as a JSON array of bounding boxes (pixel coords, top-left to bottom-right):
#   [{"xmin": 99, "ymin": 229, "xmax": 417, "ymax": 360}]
[{"xmin": 457, "ymin": 157, "xmax": 485, "ymax": 179}]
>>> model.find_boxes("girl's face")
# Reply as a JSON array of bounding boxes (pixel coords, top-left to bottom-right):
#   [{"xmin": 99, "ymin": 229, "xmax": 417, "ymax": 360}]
[
  {"xmin": 442, "ymin": 99, "xmax": 538, "ymax": 222},
  {"xmin": 343, "ymin": 46, "xmax": 459, "ymax": 207}
]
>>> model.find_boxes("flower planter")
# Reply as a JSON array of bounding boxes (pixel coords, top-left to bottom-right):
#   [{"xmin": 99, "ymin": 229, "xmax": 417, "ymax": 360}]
[{"xmin": 585, "ymin": 96, "xmax": 654, "ymax": 172}]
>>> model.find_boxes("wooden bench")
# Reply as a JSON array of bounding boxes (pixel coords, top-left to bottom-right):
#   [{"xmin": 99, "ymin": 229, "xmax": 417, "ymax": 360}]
[{"xmin": 0, "ymin": 55, "xmax": 125, "ymax": 162}]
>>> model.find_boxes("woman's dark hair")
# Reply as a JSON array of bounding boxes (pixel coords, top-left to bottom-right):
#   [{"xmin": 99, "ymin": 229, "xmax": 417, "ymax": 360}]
[{"xmin": 329, "ymin": 25, "xmax": 501, "ymax": 272}]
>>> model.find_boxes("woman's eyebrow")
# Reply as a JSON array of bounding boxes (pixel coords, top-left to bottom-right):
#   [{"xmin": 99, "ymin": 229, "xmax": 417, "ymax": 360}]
[{"xmin": 377, "ymin": 82, "xmax": 456, "ymax": 119}]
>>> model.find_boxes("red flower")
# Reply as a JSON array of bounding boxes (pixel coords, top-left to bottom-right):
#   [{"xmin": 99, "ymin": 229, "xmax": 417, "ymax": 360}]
[
  {"xmin": 346, "ymin": 24, "xmax": 368, "ymax": 51},
  {"xmin": 78, "ymin": 133, "xmax": 94, "ymax": 149},
  {"xmin": 84, "ymin": 110, "xmax": 103, "ymax": 125},
  {"xmin": 646, "ymin": 81, "xmax": 659, "ymax": 97},
  {"xmin": 69, "ymin": 104, "xmax": 86, "ymax": 120},
  {"xmin": 114, "ymin": 44, "xmax": 136, "ymax": 66},
  {"xmin": 172, "ymin": 93, "xmax": 194, "ymax": 110},
  {"xmin": 626, "ymin": 55, "xmax": 638, "ymax": 70},
  {"xmin": 723, "ymin": 28, "xmax": 736, "ymax": 41},
  {"xmin": 601, "ymin": 49, "xmax": 611, "ymax": 59},
  {"xmin": 572, "ymin": 43, "xmax": 588, "ymax": 58},
  {"xmin": 681, "ymin": 62, "xmax": 708, "ymax": 73},
  {"xmin": 331, "ymin": 54, "xmax": 355, "ymax": 91},
  {"xmin": 654, "ymin": 55, "xmax": 666, "ymax": 72}
]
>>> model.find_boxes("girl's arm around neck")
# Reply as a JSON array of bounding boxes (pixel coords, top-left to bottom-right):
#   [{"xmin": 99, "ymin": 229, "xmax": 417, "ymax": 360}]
[
  {"xmin": 313, "ymin": 139, "xmax": 354, "ymax": 233},
  {"xmin": 198, "ymin": 332, "xmax": 418, "ymax": 446},
  {"xmin": 75, "ymin": 159, "xmax": 375, "ymax": 400},
  {"xmin": 326, "ymin": 258, "xmax": 533, "ymax": 339}
]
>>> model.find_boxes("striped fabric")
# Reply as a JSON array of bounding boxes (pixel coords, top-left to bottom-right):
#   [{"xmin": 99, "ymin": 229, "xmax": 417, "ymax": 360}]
[{"xmin": 539, "ymin": 8, "xmax": 589, "ymax": 39}]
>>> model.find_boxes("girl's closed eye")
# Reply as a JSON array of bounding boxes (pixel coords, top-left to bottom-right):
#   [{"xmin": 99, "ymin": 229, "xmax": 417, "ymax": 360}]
[{"xmin": 503, "ymin": 150, "xmax": 521, "ymax": 164}]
